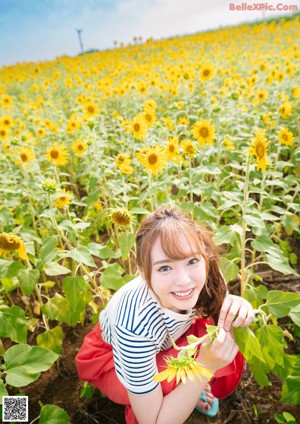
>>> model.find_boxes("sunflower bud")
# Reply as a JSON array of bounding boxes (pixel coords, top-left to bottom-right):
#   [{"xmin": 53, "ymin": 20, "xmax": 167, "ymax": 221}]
[{"xmin": 42, "ymin": 178, "xmax": 57, "ymax": 193}]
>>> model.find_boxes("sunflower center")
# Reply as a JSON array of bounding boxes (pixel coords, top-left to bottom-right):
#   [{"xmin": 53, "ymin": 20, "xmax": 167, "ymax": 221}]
[
  {"xmin": 256, "ymin": 142, "xmax": 265, "ymax": 159},
  {"xmin": 50, "ymin": 150, "xmax": 59, "ymax": 159},
  {"xmin": 282, "ymin": 133, "xmax": 288, "ymax": 141},
  {"xmin": 199, "ymin": 127, "xmax": 209, "ymax": 138},
  {"xmin": 203, "ymin": 69, "xmax": 210, "ymax": 77},
  {"xmin": 78, "ymin": 144, "xmax": 83, "ymax": 150},
  {"xmin": 169, "ymin": 145, "xmax": 175, "ymax": 153},
  {"xmin": 0, "ymin": 130, "xmax": 6, "ymax": 137},
  {"xmin": 134, "ymin": 123, "xmax": 140, "ymax": 132},
  {"xmin": 148, "ymin": 153, "xmax": 158, "ymax": 165},
  {"xmin": 21, "ymin": 153, "xmax": 29, "ymax": 162},
  {"xmin": 88, "ymin": 106, "xmax": 95, "ymax": 114},
  {"xmin": 0, "ymin": 235, "xmax": 20, "ymax": 250}
]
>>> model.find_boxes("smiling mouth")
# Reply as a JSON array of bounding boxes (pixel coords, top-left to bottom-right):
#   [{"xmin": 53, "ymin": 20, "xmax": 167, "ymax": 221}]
[{"xmin": 172, "ymin": 288, "xmax": 194, "ymax": 298}]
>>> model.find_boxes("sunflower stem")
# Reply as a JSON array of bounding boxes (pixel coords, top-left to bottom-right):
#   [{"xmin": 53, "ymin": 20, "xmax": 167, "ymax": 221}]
[{"xmin": 240, "ymin": 155, "xmax": 251, "ymax": 296}]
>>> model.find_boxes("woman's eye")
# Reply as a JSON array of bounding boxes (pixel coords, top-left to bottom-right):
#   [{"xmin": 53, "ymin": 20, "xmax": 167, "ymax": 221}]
[
  {"xmin": 158, "ymin": 265, "xmax": 171, "ymax": 272},
  {"xmin": 188, "ymin": 258, "xmax": 199, "ymax": 265}
]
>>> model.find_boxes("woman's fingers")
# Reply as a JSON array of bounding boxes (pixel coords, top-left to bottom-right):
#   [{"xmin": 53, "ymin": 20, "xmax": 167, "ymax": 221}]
[{"xmin": 218, "ymin": 295, "xmax": 255, "ymax": 330}]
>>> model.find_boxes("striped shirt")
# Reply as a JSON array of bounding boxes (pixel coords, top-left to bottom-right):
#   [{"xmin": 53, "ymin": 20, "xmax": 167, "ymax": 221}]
[{"xmin": 99, "ymin": 276, "xmax": 195, "ymax": 394}]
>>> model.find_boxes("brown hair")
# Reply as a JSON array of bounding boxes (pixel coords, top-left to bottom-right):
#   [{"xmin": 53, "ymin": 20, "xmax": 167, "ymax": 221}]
[{"xmin": 135, "ymin": 206, "xmax": 227, "ymax": 323}]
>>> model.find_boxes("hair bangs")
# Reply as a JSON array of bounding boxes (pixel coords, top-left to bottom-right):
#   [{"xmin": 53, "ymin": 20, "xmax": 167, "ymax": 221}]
[{"xmin": 159, "ymin": 220, "xmax": 204, "ymax": 261}]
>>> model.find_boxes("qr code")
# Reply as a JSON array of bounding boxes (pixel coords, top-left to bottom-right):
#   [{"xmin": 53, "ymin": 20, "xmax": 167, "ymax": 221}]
[{"xmin": 2, "ymin": 396, "xmax": 28, "ymax": 422}]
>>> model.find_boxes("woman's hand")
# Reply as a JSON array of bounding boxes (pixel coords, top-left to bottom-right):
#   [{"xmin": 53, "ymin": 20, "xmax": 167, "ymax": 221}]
[
  {"xmin": 217, "ymin": 294, "xmax": 254, "ymax": 331},
  {"xmin": 199, "ymin": 327, "xmax": 238, "ymax": 373}
]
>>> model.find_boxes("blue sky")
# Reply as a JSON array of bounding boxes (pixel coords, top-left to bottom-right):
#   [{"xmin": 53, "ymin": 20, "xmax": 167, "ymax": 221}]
[{"xmin": 0, "ymin": 0, "xmax": 299, "ymax": 67}]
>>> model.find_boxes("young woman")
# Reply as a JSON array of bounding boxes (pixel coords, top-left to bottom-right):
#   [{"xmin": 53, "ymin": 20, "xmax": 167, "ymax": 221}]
[{"xmin": 76, "ymin": 206, "xmax": 254, "ymax": 424}]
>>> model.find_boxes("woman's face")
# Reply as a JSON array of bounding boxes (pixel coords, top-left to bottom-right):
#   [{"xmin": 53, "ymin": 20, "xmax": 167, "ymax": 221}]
[{"xmin": 149, "ymin": 234, "xmax": 207, "ymax": 313}]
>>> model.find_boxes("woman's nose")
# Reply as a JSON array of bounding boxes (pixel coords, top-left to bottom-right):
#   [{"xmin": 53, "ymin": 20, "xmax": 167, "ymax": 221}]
[{"xmin": 175, "ymin": 267, "xmax": 192, "ymax": 285}]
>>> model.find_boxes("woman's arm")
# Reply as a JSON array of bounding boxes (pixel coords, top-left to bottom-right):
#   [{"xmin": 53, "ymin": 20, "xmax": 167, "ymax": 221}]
[
  {"xmin": 128, "ymin": 328, "xmax": 238, "ymax": 424},
  {"xmin": 217, "ymin": 294, "xmax": 254, "ymax": 331}
]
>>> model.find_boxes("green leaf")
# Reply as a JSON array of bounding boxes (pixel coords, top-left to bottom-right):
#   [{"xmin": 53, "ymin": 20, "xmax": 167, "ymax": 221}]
[
  {"xmin": 273, "ymin": 354, "xmax": 299, "ymax": 380},
  {"xmin": 219, "ymin": 257, "xmax": 240, "ymax": 282},
  {"xmin": 39, "ymin": 404, "xmax": 70, "ymax": 424},
  {"xmin": 87, "ymin": 242, "xmax": 121, "ymax": 259},
  {"xmin": 256, "ymin": 325, "xmax": 284, "ymax": 370},
  {"xmin": 283, "ymin": 412, "xmax": 297, "ymax": 423},
  {"xmin": 233, "ymin": 327, "xmax": 265, "ymax": 363},
  {"xmin": 37, "ymin": 236, "xmax": 58, "ymax": 270},
  {"xmin": 244, "ymin": 284, "xmax": 268, "ymax": 309},
  {"xmin": 213, "ymin": 226, "xmax": 241, "ymax": 247},
  {"xmin": 251, "ymin": 236, "xmax": 282, "ymax": 255},
  {"xmin": 18, "ymin": 268, "xmax": 40, "ymax": 295},
  {"xmin": 289, "ymin": 304, "xmax": 300, "ymax": 326},
  {"xmin": 6, "ymin": 261, "xmax": 26, "ymax": 278},
  {"xmin": 44, "ymin": 262, "xmax": 71, "ymax": 276},
  {"xmin": 264, "ymin": 290, "xmax": 300, "ymax": 318},
  {"xmin": 244, "ymin": 214, "xmax": 265, "ymax": 230},
  {"xmin": 0, "ymin": 379, "xmax": 8, "ymax": 402},
  {"xmin": 36, "ymin": 326, "xmax": 64, "ymax": 354},
  {"xmin": 42, "ymin": 293, "xmax": 70, "ymax": 322},
  {"xmin": 4, "ymin": 344, "xmax": 58, "ymax": 387},
  {"xmin": 249, "ymin": 357, "xmax": 271, "ymax": 388},
  {"xmin": 0, "ymin": 306, "xmax": 27, "ymax": 343},
  {"xmin": 265, "ymin": 254, "xmax": 298, "ymax": 276},
  {"xmin": 100, "ymin": 262, "xmax": 125, "ymax": 290},
  {"xmin": 281, "ymin": 374, "xmax": 300, "ymax": 404},
  {"xmin": 63, "ymin": 276, "xmax": 91, "ymax": 325},
  {"xmin": 66, "ymin": 247, "xmax": 97, "ymax": 268},
  {"xmin": 119, "ymin": 232, "xmax": 135, "ymax": 260}
]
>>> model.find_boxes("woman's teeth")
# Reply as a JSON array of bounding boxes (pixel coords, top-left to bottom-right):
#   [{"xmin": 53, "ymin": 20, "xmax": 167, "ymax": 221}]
[{"xmin": 173, "ymin": 289, "xmax": 193, "ymax": 297}]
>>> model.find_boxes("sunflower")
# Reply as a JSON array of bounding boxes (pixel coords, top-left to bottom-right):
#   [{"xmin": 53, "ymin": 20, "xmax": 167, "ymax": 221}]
[
  {"xmin": 153, "ymin": 355, "xmax": 213, "ymax": 385},
  {"xmin": 1, "ymin": 94, "xmax": 13, "ymax": 107},
  {"xmin": 200, "ymin": 64, "xmax": 214, "ymax": 81},
  {"xmin": 256, "ymin": 89, "xmax": 268, "ymax": 102},
  {"xmin": 224, "ymin": 136, "xmax": 234, "ymax": 150},
  {"xmin": 143, "ymin": 99, "xmax": 157, "ymax": 111},
  {"xmin": 292, "ymin": 86, "xmax": 300, "ymax": 99},
  {"xmin": 143, "ymin": 110, "xmax": 156, "ymax": 127},
  {"xmin": 278, "ymin": 128, "xmax": 294, "ymax": 146},
  {"xmin": 53, "ymin": 188, "xmax": 71, "ymax": 209},
  {"xmin": 72, "ymin": 139, "xmax": 87, "ymax": 156},
  {"xmin": 67, "ymin": 117, "xmax": 81, "ymax": 133},
  {"xmin": 137, "ymin": 144, "xmax": 168, "ymax": 175},
  {"xmin": 130, "ymin": 114, "xmax": 148, "ymax": 141},
  {"xmin": 178, "ymin": 116, "xmax": 190, "ymax": 126},
  {"xmin": 15, "ymin": 146, "xmax": 35, "ymax": 166},
  {"xmin": 0, "ymin": 125, "xmax": 10, "ymax": 140},
  {"xmin": 46, "ymin": 142, "xmax": 69, "ymax": 166},
  {"xmin": 249, "ymin": 129, "xmax": 269, "ymax": 172},
  {"xmin": 0, "ymin": 232, "xmax": 27, "ymax": 259},
  {"xmin": 94, "ymin": 200, "xmax": 103, "ymax": 211},
  {"xmin": 83, "ymin": 101, "xmax": 99, "ymax": 118},
  {"xmin": 166, "ymin": 137, "xmax": 180, "ymax": 162},
  {"xmin": 111, "ymin": 208, "xmax": 132, "ymax": 227},
  {"xmin": 191, "ymin": 119, "xmax": 216, "ymax": 146},
  {"xmin": 1, "ymin": 116, "xmax": 14, "ymax": 128},
  {"xmin": 279, "ymin": 100, "xmax": 292, "ymax": 118},
  {"xmin": 36, "ymin": 127, "xmax": 46, "ymax": 138},
  {"xmin": 182, "ymin": 139, "xmax": 197, "ymax": 157},
  {"xmin": 115, "ymin": 153, "xmax": 133, "ymax": 174}
]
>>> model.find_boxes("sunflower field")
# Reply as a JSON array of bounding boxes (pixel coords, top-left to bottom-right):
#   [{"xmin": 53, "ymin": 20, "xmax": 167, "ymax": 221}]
[{"xmin": 0, "ymin": 12, "xmax": 300, "ymax": 424}]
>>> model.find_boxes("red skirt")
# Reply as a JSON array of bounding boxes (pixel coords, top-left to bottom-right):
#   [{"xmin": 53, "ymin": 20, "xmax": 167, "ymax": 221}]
[{"xmin": 75, "ymin": 318, "xmax": 244, "ymax": 424}]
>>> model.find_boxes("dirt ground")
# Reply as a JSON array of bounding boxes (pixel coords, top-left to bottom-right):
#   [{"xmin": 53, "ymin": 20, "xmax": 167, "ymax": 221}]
[{"xmin": 18, "ymin": 271, "xmax": 300, "ymax": 424}]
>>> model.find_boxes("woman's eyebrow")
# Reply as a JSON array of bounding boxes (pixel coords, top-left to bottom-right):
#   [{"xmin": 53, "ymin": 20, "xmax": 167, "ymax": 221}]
[{"xmin": 152, "ymin": 259, "xmax": 172, "ymax": 266}]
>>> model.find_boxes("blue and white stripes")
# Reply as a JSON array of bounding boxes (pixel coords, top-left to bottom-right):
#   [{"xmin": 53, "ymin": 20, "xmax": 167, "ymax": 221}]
[{"xmin": 99, "ymin": 276, "xmax": 195, "ymax": 394}]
